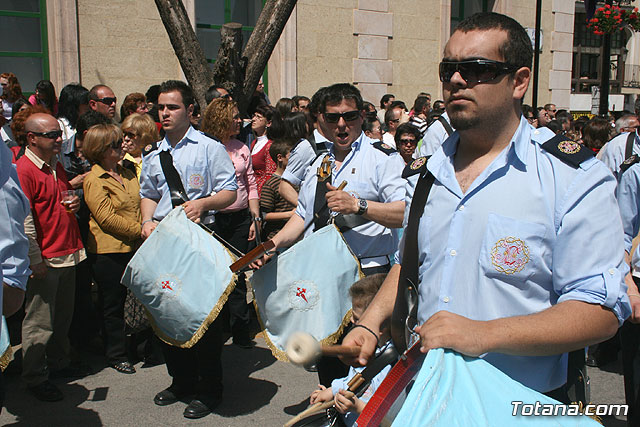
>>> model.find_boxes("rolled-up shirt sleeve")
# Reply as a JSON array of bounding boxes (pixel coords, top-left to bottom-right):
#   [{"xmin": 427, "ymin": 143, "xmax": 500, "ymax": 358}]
[
  {"xmin": 1, "ymin": 166, "xmax": 31, "ymax": 290},
  {"xmin": 139, "ymin": 154, "xmax": 162, "ymax": 201},
  {"xmin": 209, "ymin": 143, "xmax": 238, "ymax": 192},
  {"xmin": 555, "ymin": 163, "xmax": 631, "ymax": 325},
  {"xmin": 282, "ymin": 139, "xmax": 315, "ymax": 187}
]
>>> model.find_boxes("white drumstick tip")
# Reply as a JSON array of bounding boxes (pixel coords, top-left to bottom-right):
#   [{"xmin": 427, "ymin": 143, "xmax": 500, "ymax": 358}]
[{"xmin": 286, "ymin": 332, "xmax": 321, "ymax": 366}]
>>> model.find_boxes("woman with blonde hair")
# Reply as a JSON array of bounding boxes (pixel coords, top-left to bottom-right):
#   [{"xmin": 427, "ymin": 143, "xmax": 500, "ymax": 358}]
[
  {"xmin": 201, "ymin": 98, "xmax": 259, "ymax": 348},
  {"xmin": 83, "ymin": 124, "xmax": 141, "ymax": 374},
  {"xmin": 120, "ymin": 113, "xmax": 160, "ymax": 179}
]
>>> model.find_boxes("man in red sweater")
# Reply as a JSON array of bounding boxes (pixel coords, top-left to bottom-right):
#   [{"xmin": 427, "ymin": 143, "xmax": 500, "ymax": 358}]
[{"xmin": 16, "ymin": 113, "xmax": 85, "ymax": 402}]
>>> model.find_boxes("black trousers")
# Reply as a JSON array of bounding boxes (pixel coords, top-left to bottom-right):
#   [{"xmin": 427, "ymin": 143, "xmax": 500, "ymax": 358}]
[
  {"xmin": 212, "ymin": 209, "xmax": 253, "ymax": 341},
  {"xmin": 622, "ymin": 319, "xmax": 640, "ymax": 427},
  {"xmin": 69, "ymin": 259, "xmax": 99, "ymax": 346},
  {"xmin": 161, "ymin": 309, "xmax": 226, "ymax": 397},
  {"xmin": 89, "ymin": 252, "xmax": 132, "ymax": 364}
]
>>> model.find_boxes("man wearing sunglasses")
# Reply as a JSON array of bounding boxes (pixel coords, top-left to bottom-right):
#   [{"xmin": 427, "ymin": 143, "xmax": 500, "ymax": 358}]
[
  {"xmin": 15, "ymin": 113, "xmax": 85, "ymax": 402},
  {"xmin": 544, "ymin": 103, "xmax": 557, "ymax": 120},
  {"xmin": 88, "ymin": 84, "xmax": 117, "ymax": 120},
  {"xmin": 342, "ymin": 12, "xmax": 630, "ymax": 401}
]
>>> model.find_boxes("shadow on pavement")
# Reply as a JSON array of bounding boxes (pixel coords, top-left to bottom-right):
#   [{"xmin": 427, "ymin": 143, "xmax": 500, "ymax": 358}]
[
  {"xmin": 2, "ymin": 381, "xmax": 102, "ymax": 426},
  {"xmin": 216, "ymin": 342, "xmax": 279, "ymax": 417}
]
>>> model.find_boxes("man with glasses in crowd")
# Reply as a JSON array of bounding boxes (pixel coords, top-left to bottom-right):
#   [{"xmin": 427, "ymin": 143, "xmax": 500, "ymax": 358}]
[
  {"xmin": 545, "ymin": 103, "xmax": 557, "ymax": 120},
  {"xmin": 342, "ymin": 12, "xmax": 630, "ymax": 402},
  {"xmin": 253, "ymin": 83, "xmax": 405, "ymax": 387},
  {"xmin": 16, "ymin": 113, "xmax": 85, "ymax": 402},
  {"xmin": 88, "ymin": 85, "xmax": 117, "ymax": 120}
]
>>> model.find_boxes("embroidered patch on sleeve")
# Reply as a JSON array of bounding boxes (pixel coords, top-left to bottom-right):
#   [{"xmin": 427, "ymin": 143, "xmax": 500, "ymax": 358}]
[{"xmin": 490, "ymin": 237, "xmax": 530, "ymax": 274}]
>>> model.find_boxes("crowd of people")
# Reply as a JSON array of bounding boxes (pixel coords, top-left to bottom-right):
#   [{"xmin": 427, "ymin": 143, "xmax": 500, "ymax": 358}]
[{"xmin": 1, "ymin": 10, "xmax": 640, "ymax": 425}]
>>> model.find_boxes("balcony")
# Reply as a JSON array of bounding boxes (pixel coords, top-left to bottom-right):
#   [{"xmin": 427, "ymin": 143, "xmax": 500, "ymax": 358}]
[{"xmin": 624, "ymin": 64, "xmax": 640, "ymax": 89}]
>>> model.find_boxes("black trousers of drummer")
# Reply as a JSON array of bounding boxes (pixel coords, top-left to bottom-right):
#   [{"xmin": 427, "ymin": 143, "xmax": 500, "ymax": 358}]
[
  {"xmin": 212, "ymin": 208, "xmax": 254, "ymax": 344},
  {"xmin": 622, "ymin": 277, "xmax": 640, "ymax": 427},
  {"xmin": 317, "ymin": 263, "xmax": 391, "ymax": 387}
]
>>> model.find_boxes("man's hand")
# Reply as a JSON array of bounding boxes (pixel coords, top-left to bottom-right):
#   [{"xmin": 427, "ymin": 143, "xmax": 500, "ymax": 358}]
[
  {"xmin": 69, "ymin": 173, "xmax": 88, "ymax": 189},
  {"xmin": 182, "ymin": 199, "xmax": 205, "ymax": 223},
  {"xmin": 334, "ymin": 389, "xmax": 364, "ymax": 414},
  {"xmin": 309, "ymin": 385, "xmax": 332, "ymax": 404},
  {"xmin": 64, "ymin": 195, "xmax": 81, "ymax": 214},
  {"xmin": 248, "ymin": 221, "xmax": 256, "ymax": 242},
  {"xmin": 248, "ymin": 252, "xmax": 275, "ymax": 270},
  {"xmin": 416, "ymin": 310, "xmax": 491, "ymax": 356},
  {"xmin": 141, "ymin": 221, "xmax": 157, "ymax": 240},
  {"xmin": 629, "ymin": 295, "xmax": 640, "ymax": 323},
  {"xmin": 29, "ymin": 262, "xmax": 47, "ymax": 280},
  {"xmin": 339, "ymin": 325, "xmax": 378, "ymax": 367},
  {"xmin": 326, "ymin": 183, "xmax": 358, "ymax": 215}
]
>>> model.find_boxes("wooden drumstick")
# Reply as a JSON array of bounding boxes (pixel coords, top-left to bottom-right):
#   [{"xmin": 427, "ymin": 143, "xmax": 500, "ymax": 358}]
[
  {"xmin": 286, "ymin": 332, "xmax": 361, "ymax": 366},
  {"xmin": 283, "ymin": 373, "xmax": 365, "ymax": 427}
]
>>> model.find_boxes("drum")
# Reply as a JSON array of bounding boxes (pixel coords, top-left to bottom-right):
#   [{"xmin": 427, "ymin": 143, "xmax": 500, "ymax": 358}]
[
  {"xmin": 122, "ymin": 207, "xmax": 237, "ymax": 348},
  {"xmin": 251, "ymin": 225, "xmax": 363, "ymax": 361},
  {"xmin": 0, "ymin": 316, "xmax": 12, "ymax": 371}
]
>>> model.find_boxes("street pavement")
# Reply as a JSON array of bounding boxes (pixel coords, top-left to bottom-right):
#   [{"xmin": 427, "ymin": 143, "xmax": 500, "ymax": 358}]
[{"xmin": 0, "ymin": 337, "xmax": 631, "ymax": 426}]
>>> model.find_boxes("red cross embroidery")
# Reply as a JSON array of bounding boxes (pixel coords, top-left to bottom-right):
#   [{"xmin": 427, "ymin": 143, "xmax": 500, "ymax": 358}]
[
  {"xmin": 296, "ymin": 287, "xmax": 308, "ymax": 303},
  {"xmin": 162, "ymin": 280, "xmax": 173, "ymax": 291}
]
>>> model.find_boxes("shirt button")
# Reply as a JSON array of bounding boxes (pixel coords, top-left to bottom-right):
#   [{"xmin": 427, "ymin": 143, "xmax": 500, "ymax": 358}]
[
  {"xmin": 450, "ymin": 249, "xmax": 457, "ymax": 256},
  {"xmin": 443, "ymin": 296, "xmax": 450, "ymax": 303},
  {"xmin": 458, "ymin": 205, "xmax": 465, "ymax": 211},
  {"xmin": 608, "ymin": 268, "xmax": 616, "ymax": 275}
]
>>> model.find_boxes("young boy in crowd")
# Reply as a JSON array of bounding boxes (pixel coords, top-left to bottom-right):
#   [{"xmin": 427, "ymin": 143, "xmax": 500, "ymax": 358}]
[
  {"xmin": 259, "ymin": 138, "xmax": 297, "ymax": 240},
  {"xmin": 309, "ymin": 273, "xmax": 393, "ymax": 426}
]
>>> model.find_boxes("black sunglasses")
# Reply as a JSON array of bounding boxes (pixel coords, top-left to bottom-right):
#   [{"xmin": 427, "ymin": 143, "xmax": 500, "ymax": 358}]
[
  {"xmin": 399, "ymin": 138, "xmax": 416, "ymax": 145},
  {"xmin": 110, "ymin": 138, "xmax": 123, "ymax": 149},
  {"xmin": 97, "ymin": 97, "xmax": 117, "ymax": 105},
  {"xmin": 30, "ymin": 130, "xmax": 62, "ymax": 139},
  {"xmin": 323, "ymin": 110, "xmax": 361, "ymax": 123},
  {"xmin": 439, "ymin": 59, "xmax": 519, "ymax": 84}
]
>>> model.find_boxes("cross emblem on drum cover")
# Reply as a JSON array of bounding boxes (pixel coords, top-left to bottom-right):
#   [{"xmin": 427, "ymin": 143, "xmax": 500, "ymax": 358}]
[{"xmin": 161, "ymin": 280, "xmax": 173, "ymax": 291}]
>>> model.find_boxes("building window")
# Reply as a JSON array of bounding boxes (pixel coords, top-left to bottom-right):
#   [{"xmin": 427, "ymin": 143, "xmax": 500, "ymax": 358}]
[
  {"xmin": 0, "ymin": 0, "xmax": 49, "ymax": 94},
  {"xmin": 572, "ymin": 4, "xmax": 628, "ymax": 94},
  {"xmin": 195, "ymin": 0, "xmax": 263, "ymax": 66},
  {"xmin": 451, "ymin": 0, "xmax": 494, "ymax": 34}
]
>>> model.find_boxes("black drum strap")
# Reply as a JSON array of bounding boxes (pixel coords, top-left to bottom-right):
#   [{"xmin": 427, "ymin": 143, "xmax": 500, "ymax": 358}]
[
  {"xmin": 625, "ymin": 132, "xmax": 636, "ymax": 161},
  {"xmin": 159, "ymin": 150, "xmax": 189, "ymax": 208},
  {"xmin": 391, "ymin": 170, "xmax": 435, "ymax": 352},
  {"xmin": 438, "ymin": 115, "xmax": 454, "ymax": 136},
  {"xmin": 313, "ymin": 155, "xmax": 332, "ymax": 231}
]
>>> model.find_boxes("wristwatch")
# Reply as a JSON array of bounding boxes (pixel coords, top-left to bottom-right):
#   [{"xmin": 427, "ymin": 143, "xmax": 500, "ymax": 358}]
[{"xmin": 356, "ymin": 198, "xmax": 368, "ymax": 215}]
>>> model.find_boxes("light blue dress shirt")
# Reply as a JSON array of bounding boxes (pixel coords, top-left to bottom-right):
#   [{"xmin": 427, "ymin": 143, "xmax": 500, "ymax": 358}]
[
  {"xmin": 296, "ymin": 132, "xmax": 405, "ymax": 261},
  {"xmin": 281, "ymin": 138, "xmax": 321, "ymax": 187},
  {"xmin": 399, "ymin": 117, "xmax": 631, "ymax": 392},
  {"xmin": 616, "ymin": 161, "xmax": 640, "ymax": 274},
  {"xmin": 598, "ymin": 130, "xmax": 640, "ymax": 178},
  {"xmin": 0, "ymin": 143, "xmax": 30, "ymax": 296},
  {"xmin": 139, "ymin": 126, "xmax": 238, "ymax": 223}
]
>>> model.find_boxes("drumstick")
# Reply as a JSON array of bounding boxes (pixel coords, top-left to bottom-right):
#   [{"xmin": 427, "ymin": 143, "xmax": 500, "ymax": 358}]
[
  {"xmin": 283, "ymin": 373, "xmax": 365, "ymax": 427},
  {"xmin": 286, "ymin": 332, "xmax": 361, "ymax": 366}
]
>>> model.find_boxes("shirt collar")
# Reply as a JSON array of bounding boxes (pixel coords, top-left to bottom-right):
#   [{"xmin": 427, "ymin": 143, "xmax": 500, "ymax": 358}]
[
  {"xmin": 92, "ymin": 162, "xmax": 125, "ymax": 178},
  {"xmin": 25, "ymin": 147, "xmax": 58, "ymax": 171},
  {"xmin": 159, "ymin": 125, "xmax": 199, "ymax": 151}
]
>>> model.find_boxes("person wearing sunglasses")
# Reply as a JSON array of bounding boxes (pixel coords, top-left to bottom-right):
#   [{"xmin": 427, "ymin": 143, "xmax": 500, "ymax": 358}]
[
  {"xmin": 15, "ymin": 113, "xmax": 85, "ymax": 402},
  {"xmin": 88, "ymin": 84, "xmax": 117, "ymax": 120},
  {"xmin": 544, "ymin": 103, "xmax": 557, "ymax": 120},
  {"xmin": 340, "ymin": 12, "xmax": 629, "ymax": 404},
  {"xmin": 394, "ymin": 122, "xmax": 421, "ymax": 164},
  {"xmin": 82, "ymin": 124, "xmax": 140, "ymax": 376},
  {"xmin": 251, "ymin": 82, "xmax": 405, "ymax": 387}
]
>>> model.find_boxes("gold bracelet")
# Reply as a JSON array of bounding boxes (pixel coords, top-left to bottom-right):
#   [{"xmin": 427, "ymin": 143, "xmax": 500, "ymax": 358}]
[{"xmin": 628, "ymin": 293, "xmax": 640, "ymax": 298}]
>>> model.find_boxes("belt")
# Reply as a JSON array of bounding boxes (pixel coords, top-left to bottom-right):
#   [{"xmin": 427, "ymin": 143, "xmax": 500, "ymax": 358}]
[{"xmin": 359, "ymin": 255, "xmax": 389, "ymax": 268}]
